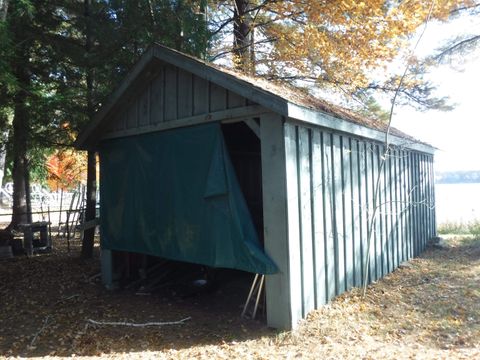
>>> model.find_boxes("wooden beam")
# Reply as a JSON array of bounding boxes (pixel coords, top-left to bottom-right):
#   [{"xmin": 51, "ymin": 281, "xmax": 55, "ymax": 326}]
[
  {"xmin": 243, "ymin": 119, "xmax": 260, "ymax": 139},
  {"xmin": 101, "ymin": 105, "xmax": 269, "ymax": 141}
]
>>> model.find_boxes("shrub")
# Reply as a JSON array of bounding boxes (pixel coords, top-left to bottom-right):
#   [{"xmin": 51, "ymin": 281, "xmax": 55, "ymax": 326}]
[
  {"xmin": 468, "ymin": 219, "xmax": 480, "ymax": 238},
  {"xmin": 437, "ymin": 221, "xmax": 469, "ymax": 235}
]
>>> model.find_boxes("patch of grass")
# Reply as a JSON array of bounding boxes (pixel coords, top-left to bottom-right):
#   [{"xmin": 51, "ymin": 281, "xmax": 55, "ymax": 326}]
[
  {"xmin": 468, "ymin": 219, "xmax": 480, "ymax": 237},
  {"xmin": 459, "ymin": 236, "xmax": 480, "ymax": 247},
  {"xmin": 438, "ymin": 219, "xmax": 480, "ymax": 236},
  {"xmin": 438, "ymin": 221, "xmax": 468, "ymax": 235}
]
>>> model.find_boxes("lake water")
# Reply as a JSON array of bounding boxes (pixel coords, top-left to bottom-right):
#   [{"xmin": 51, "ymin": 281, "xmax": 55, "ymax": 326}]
[{"xmin": 435, "ymin": 183, "xmax": 480, "ymax": 224}]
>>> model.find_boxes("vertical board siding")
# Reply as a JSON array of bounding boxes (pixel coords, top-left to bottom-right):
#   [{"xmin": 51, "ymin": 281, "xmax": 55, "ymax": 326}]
[
  {"xmin": 138, "ymin": 87, "xmax": 150, "ymax": 126},
  {"xmin": 164, "ymin": 65, "xmax": 177, "ymax": 121},
  {"xmin": 177, "ymin": 69, "xmax": 193, "ymax": 119},
  {"xmin": 283, "ymin": 122, "xmax": 435, "ymax": 321},
  {"xmin": 106, "ymin": 65, "xmax": 251, "ymax": 137},
  {"xmin": 311, "ymin": 131, "xmax": 326, "ymax": 306},
  {"xmin": 209, "ymin": 82, "xmax": 227, "ymax": 112},
  {"xmin": 284, "ymin": 123, "xmax": 303, "ymax": 325},
  {"xmin": 343, "ymin": 138, "xmax": 354, "ymax": 290},
  {"xmin": 193, "ymin": 75, "xmax": 208, "ymax": 115},
  {"xmin": 150, "ymin": 69, "xmax": 164, "ymax": 124},
  {"xmin": 352, "ymin": 140, "xmax": 363, "ymax": 287},
  {"xmin": 298, "ymin": 127, "xmax": 315, "ymax": 316},
  {"xmin": 126, "ymin": 100, "xmax": 138, "ymax": 129},
  {"xmin": 323, "ymin": 133, "xmax": 336, "ymax": 301},
  {"xmin": 332, "ymin": 135, "xmax": 345, "ymax": 295}
]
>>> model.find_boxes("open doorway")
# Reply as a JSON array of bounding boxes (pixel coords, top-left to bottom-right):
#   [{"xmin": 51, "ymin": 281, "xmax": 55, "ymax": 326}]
[
  {"xmin": 221, "ymin": 121, "xmax": 263, "ymax": 243},
  {"xmin": 103, "ymin": 121, "xmax": 268, "ymax": 320}
]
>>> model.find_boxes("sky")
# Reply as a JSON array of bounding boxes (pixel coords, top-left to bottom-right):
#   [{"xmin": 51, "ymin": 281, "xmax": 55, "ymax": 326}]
[{"xmin": 391, "ymin": 13, "xmax": 480, "ymax": 172}]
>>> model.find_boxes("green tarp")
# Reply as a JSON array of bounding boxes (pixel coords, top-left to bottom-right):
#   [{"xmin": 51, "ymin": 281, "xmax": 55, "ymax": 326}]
[{"xmin": 99, "ymin": 123, "xmax": 277, "ymax": 274}]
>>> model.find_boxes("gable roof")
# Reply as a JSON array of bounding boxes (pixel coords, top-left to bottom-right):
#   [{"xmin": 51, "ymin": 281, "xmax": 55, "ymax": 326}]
[{"xmin": 75, "ymin": 43, "xmax": 434, "ymax": 154}]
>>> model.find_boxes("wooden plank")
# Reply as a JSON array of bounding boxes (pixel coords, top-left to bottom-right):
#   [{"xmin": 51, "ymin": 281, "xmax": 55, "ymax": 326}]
[
  {"xmin": 101, "ymin": 105, "xmax": 268, "ymax": 141},
  {"xmin": 407, "ymin": 152, "xmax": 413, "ymax": 258},
  {"xmin": 375, "ymin": 145, "xmax": 384, "ymax": 279},
  {"xmin": 417, "ymin": 154, "xmax": 423, "ymax": 252},
  {"xmin": 323, "ymin": 133, "xmax": 336, "ymax": 300},
  {"xmin": 101, "ymin": 249, "xmax": 114, "ymax": 288},
  {"xmin": 311, "ymin": 129, "xmax": 326, "ymax": 306},
  {"xmin": 150, "ymin": 70, "xmax": 165, "ymax": 124},
  {"xmin": 388, "ymin": 149, "xmax": 396, "ymax": 271},
  {"xmin": 332, "ymin": 134, "xmax": 345, "ymax": 294},
  {"xmin": 398, "ymin": 149, "xmax": 405, "ymax": 263},
  {"xmin": 209, "ymin": 82, "xmax": 227, "ymax": 112},
  {"xmin": 227, "ymin": 90, "xmax": 246, "ymax": 109},
  {"xmin": 367, "ymin": 143, "xmax": 377, "ymax": 282},
  {"xmin": 424, "ymin": 156, "xmax": 430, "ymax": 245},
  {"xmin": 298, "ymin": 126, "xmax": 315, "ymax": 316},
  {"xmin": 164, "ymin": 65, "xmax": 177, "ymax": 121},
  {"xmin": 419, "ymin": 154, "xmax": 425, "ymax": 251},
  {"xmin": 126, "ymin": 99, "xmax": 138, "ymax": 129},
  {"xmin": 193, "ymin": 75, "xmax": 208, "ymax": 115},
  {"xmin": 343, "ymin": 137, "xmax": 354, "ymax": 290},
  {"xmin": 284, "ymin": 122, "xmax": 303, "ymax": 326},
  {"xmin": 352, "ymin": 139, "xmax": 363, "ymax": 287},
  {"xmin": 393, "ymin": 148, "xmax": 401, "ymax": 266},
  {"xmin": 418, "ymin": 154, "xmax": 424, "ymax": 251},
  {"xmin": 370, "ymin": 144, "xmax": 382, "ymax": 280},
  {"xmin": 426, "ymin": 156, "xmax": 431, "ymax": 238},
  {"xmin": 138, "ymin": 86, "xmax": 150, "ymax": 126},
  {"xmin": 115, "ymin": 111, "xmax": 127, "ymax": 132},
  {"xmin": 177, "ymin": 69, "xmax": 193, "ymax": 119},
  {"xmin": 260, "ymin": 113, "xmax": 291, "ymax": 330},
  {"xmin": 431, "ymin": 156, "xmax": 437, "ymax": 237},
  {"xmin": 428, "ymin": 156, "xmax": 436, "ymax": 238},
  {"xmin": 411, "ymin": 153, "xmax": 418, "ymax": 257},
  {"xmin": 403, "ymin": 151, "xmax": 410, "ymax": 260},
  {"xmin": 385, "ymin": 148, "xmax": 392, "ymax": 274}
]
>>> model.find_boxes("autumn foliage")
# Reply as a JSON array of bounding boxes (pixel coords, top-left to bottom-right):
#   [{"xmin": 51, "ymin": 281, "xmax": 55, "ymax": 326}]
[
  {"xmin": 46, "ymin": 149, "xmax": 87, "ymax": 191},
  {"xmin": 210, "ymin": 0, "xmax": 472, "ymax": 96}
]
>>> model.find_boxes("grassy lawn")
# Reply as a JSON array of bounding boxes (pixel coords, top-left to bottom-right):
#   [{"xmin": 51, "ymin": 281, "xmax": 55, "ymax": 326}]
[{"xmin": 1, "ymin": 236, "xmax": 479, "ymax": 359}]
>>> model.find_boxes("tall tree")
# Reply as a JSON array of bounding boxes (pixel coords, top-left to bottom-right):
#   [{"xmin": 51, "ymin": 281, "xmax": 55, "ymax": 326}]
[
  {"xmin": 208, "ymin": 0, "xmax": 473, "ymax": 112},
  {"xmin": 81, "ymin": 0, "xmax": 96, "ymax": 258},
  {"xmin": 0, "ymin": 0, "xmax": 8, "ymax": 21}
]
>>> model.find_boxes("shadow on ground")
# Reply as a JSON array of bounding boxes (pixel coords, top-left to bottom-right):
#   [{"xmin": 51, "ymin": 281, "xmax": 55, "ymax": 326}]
[
  {"xmin": 1, "ymin": 236, "xmax": 479, "ymax": 358},
  {"xmin": 0, "ymin": 239, "xmax": 275, "ymax": 358}
]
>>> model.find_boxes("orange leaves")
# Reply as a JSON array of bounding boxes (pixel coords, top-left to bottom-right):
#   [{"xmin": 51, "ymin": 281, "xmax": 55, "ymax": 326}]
[
  {"xmin": 46, "ymin": 149, "xmax": 87, "ymax": 191},
  {"xmin": 248, "ymin": 0, "xmax": 470, "ymax": 91}
]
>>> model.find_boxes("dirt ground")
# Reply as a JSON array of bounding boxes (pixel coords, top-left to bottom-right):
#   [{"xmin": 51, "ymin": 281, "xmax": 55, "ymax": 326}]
[{"xmin": 1, "ymin": 236, "xmax": 479, "ymax": 359}]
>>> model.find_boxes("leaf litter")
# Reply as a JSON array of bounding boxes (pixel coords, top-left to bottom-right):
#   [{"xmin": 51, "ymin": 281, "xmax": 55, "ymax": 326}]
[{"xmin": 0, "ymin": 236, "xmax": 479, "ymax": 359}]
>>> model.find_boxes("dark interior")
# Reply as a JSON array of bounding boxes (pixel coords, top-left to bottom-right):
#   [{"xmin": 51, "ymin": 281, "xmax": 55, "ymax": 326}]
[{"xmin": 221, "ymin": 121, "xmax": 263, "ymax": 242}]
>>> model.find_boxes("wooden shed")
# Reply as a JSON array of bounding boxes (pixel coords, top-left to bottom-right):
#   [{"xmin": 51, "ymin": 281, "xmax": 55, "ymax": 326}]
[{"xmin": 76, "ymin": 44, "xmax": 436, "ymax": 330}]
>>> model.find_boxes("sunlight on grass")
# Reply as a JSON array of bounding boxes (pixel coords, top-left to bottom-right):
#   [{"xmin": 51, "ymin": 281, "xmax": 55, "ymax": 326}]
[{"xmin": 438, "ymin": 219, "xmax": 480, "ymax": 237}]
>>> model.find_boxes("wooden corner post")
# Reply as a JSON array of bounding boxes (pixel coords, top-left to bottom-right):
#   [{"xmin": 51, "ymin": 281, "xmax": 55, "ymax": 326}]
[{"xmin": 260, "ymin": 113, "xmax": 294, "ymax": 330}]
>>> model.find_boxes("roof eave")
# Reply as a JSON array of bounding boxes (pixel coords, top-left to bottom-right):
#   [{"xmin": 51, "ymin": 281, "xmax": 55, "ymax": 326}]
[{"xmin": 286, "ymin": 102, "xmax": 436, "ymax": 155}]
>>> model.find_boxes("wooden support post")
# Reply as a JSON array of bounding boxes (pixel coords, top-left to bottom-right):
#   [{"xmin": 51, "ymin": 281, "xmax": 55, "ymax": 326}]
[
  {"xmin": 260, "ymin": 113, "xmax": 294, "ymax": 330},
  {"xmin": 101, "ymin": 249, "xmax": 115, "ymax": 289}
]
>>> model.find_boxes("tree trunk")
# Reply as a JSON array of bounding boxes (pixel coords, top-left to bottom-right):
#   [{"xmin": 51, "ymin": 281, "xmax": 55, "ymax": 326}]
[
  {"xmin": 9, "ymin": 85, "xmax": 29, "ymax": 229},
  {"xmin": 81, "ymin": 0, "xmax": 97, "ymax": 258},
  {"xmin": 233, "ymin": 0, "xmax": 254, "ymax": 73},
  {"xmin": 0, "ymin": 0, "xmax": 8, "ymax": 22},
  {"xmin": 81, "ymin": 150, "xmax": 96, "ymax": 258}
]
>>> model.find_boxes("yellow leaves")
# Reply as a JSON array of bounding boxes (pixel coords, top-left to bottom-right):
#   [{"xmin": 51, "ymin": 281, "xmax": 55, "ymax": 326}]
[
  {"xmin": 250, "ymin": 0, "xmax": 470, "ymax": 91},
  {"xmin": 45, "ymin": 149, "xmax": 94, "ymax": 191}
]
